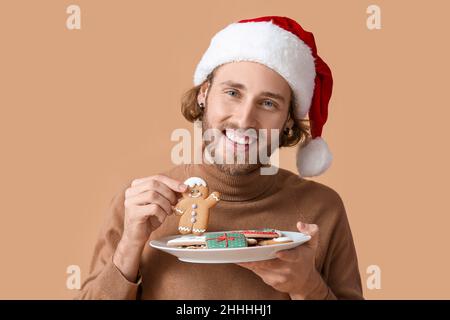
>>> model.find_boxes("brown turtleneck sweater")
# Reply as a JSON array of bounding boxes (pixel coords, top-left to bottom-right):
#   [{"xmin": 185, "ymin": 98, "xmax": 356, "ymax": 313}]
[{"xmin": 76, "ymin": 164, "xmax": 363, "ymax": 300}]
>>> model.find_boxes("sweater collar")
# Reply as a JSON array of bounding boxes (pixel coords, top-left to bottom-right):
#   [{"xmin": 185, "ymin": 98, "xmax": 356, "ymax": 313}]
[{"xmin": 188, "ymin": 164, "xmax": 278, "ymax": 202}]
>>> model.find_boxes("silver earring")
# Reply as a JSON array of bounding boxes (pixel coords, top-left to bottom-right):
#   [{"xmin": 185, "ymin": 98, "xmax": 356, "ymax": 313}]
[{"xmin": 199, "ymin": 102, "xmax": 205, "ymax": 109}]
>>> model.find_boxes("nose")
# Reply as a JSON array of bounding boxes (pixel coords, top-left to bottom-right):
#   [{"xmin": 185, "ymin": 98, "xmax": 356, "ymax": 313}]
[{"xmin": 234, "ymin": 98, "xmax": 259, "ymax": 129}]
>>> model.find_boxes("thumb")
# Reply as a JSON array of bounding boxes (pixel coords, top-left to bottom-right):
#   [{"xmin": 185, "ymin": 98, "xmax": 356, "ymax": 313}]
[{"xmin": 297, "ymin": 221, "xmax": 319, "ymax": 250}]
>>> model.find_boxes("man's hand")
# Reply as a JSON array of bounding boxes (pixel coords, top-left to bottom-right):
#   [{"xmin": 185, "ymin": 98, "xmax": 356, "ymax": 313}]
[
  {"xmin": 121, "ymin": 175, "xmax": 187, "ymax": 247},
  {"xmin": 113, "ymin": 175, "xmax": 187, "ymax": 282},
  {"xmin": 237, "ymin": 221, "xmax": 330, "ymax": 299}
]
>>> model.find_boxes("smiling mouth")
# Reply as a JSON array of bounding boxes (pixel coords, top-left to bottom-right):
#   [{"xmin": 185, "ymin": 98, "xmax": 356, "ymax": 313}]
[
  {"xmin": 223, "ymin": 129, "xmax": 258, "ymax": 146},
  {"xmin": 190, "ymin": 193, "xmax": 202, "ymax": 198}
]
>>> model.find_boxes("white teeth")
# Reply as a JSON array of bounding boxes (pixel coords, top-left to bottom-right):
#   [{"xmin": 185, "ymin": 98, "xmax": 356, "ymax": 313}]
[{"xmin": 225, "ymin": 129, "xmax": 257, "ymax": 145}]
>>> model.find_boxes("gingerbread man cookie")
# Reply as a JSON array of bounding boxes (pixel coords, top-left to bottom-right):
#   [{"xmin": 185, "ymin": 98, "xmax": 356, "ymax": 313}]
[{"xmin": 174, "ymin": 177, "xmax": 220, "ymax": 235}]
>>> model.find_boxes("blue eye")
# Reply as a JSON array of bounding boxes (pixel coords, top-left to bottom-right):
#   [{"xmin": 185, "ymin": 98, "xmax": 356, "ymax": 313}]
[
  {"xmin": 262, "ymin": 100, "xmax": 274, "ymax": 108},
  {"xmin": 226, "ymin": 90, "xmax": 238, "ymax": 97}
]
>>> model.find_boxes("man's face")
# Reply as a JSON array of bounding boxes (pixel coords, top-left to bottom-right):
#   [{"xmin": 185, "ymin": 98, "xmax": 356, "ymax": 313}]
[{"xmin": 199, "ymin": 61, "xmax": 292, "ymax": 175}]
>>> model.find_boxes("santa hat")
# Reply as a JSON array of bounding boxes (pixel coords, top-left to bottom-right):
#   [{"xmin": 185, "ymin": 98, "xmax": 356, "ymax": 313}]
[{"xmin": 193, "ymin": 16, "xmax": 334, "ymax": 177}]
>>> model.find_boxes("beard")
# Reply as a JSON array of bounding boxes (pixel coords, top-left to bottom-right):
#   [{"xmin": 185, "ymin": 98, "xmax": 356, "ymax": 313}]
[{"xmin": 201, "ymin": 112, "xmax": 281, "ymax": 176}]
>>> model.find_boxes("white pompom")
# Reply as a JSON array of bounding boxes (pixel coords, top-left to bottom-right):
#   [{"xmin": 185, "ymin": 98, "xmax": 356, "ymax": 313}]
[{"xmin": 296, "ymin": 137, "xmax": 333, "ymax": 177}]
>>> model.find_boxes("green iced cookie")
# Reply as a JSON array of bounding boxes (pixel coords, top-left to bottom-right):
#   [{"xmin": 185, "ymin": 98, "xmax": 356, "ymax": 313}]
[{"xmin": 205, "ymin": 232, "xmax": 248, "ymax": 249}]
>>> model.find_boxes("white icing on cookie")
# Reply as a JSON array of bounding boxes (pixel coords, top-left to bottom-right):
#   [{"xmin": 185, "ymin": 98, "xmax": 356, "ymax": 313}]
[
  {"xmin": 184, "ymin": 177, "xmax": 207, "ymax": 187},
  {"xmin": 272, "ymin": 236, "xmax": 292, "ymax": 242},
  {"xmin": 167, "ymin": 235, "xmax": 206, "ymax": 247},
  {"xmin": 211, "ymin": 193, "xmax": 220, "ymax": 201}
]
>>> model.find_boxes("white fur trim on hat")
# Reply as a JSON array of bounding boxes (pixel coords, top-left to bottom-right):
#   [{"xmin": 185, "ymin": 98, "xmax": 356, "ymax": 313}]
[
  {"xmin": 194, "ymin": 20, "xmax": 316, "ymax": 119},
  {"xmin": 296, "ymin": 137, "xmax": 333, "ymax": 177},
  {"xmin": 184, "ymin": 177, "xmax": 207, "ymax": 187}
]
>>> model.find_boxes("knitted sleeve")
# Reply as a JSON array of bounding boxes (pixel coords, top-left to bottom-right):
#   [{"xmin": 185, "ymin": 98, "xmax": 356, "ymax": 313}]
[
  {"xmin": 75, "ymin": 181, "xmax": 141, "ymax": 300},
  {"xmin": 322, "ymin": 193, "xmax": 364, "ymax": 300}
]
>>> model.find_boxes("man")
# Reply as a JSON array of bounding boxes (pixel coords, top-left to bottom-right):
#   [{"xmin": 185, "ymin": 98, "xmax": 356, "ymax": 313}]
[{"xmin": 77, "ymin": 16, "xmax": 363, "ymax": 300}]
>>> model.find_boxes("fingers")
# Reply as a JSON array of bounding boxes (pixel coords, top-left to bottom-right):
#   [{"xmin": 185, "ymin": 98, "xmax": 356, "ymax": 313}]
[
  {"xmin": 136, "ymin": 203, "xmax": 167, "ymax": 225},
  {"xmin": 237, "ymin": 262, "xmax": 290, "ymax": 286},
  {"xmin": 126, "ymin": 179, "xmax": 178, "ymax": 205},
  {"xmin": 237, "ymin": 262, "xmax": 254, "ymax": 270},
  {"xmin": 297, "ymin": 221, "xmax": 319, "ymax": 249},
  {"xmin": 131, "ymin": 175, "xmax": 187, "ymax": 193},
  {"xmin": 237, "ymin": 262, "xmax": 263, "ymax": 276},
  {"xmin": 149, "ymin": 215, "xmax": 163, "ymax": 229},
  {"xmin": 276, "ymin": 248, "xmax": 301, "ymax": 262},
  {"xmin": 297, "ymin": 221, "xmax": 319, "ymax": 237},
  {"xmin": 126, "ymin": 175, "xmax": 188, "ymax": 218},
  {"xmin": 124, "ymin": 174, "xmax": 188, "ymax": 233},
  {"xmin": 131, "ymin": 190, "xmax": 173, "ymax": 216},
  {"xmin": 237, "ymin": 259, "xmax": 286, "ymax": 271},
  {"xmin": 121, "ymin": 175, "xmax": 185, "ymax": 244}
]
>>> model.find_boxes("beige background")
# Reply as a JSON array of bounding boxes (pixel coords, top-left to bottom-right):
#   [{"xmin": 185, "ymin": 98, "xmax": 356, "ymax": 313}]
[{"xmin": 0, "ymin": 0, "xmax": 449, "ymax": 299}]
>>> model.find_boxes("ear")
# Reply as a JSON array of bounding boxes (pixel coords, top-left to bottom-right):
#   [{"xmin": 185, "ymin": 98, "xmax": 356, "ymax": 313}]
[
  {"xmin": 283, "ymin": 117, "xmax": 294, "ymax": 131},
  {"xmin": 197, "ymin": 82, "xmax": 210, "ymax": 106}
]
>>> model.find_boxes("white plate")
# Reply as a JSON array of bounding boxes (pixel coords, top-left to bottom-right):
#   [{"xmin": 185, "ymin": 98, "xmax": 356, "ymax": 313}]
[{"xmin": 149, "ymin": 231, "xmax": 311, "ymax": 264}]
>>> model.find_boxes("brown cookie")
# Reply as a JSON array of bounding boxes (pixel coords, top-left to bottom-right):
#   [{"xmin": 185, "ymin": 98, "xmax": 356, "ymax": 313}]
[
  {"xmin": 183, "ymin": 245, "xmax": 207, "ymax": 249},
  {"xmin": 257, "ymin": 237, "xmax": 293, "ymax": 246},
  {"xmin": 174, "ymin": 177, "xmax": 220, "ymax": 236}
]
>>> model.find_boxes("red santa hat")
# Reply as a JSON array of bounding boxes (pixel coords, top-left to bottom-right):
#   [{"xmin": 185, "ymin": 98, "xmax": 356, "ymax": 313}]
[{"xmin": 193, "ymin": 16, "xmax": 334, "ymax": 177}]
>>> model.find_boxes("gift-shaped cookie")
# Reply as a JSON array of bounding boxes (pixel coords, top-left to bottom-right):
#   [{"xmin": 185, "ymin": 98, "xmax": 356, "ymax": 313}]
[
  {"xmin": 174, "ymin": 177, "xmax": 220, "ymax": 236},
  {"xmin": 205, "ymin": 232, "xmax": 248, "ymax": 249}
]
